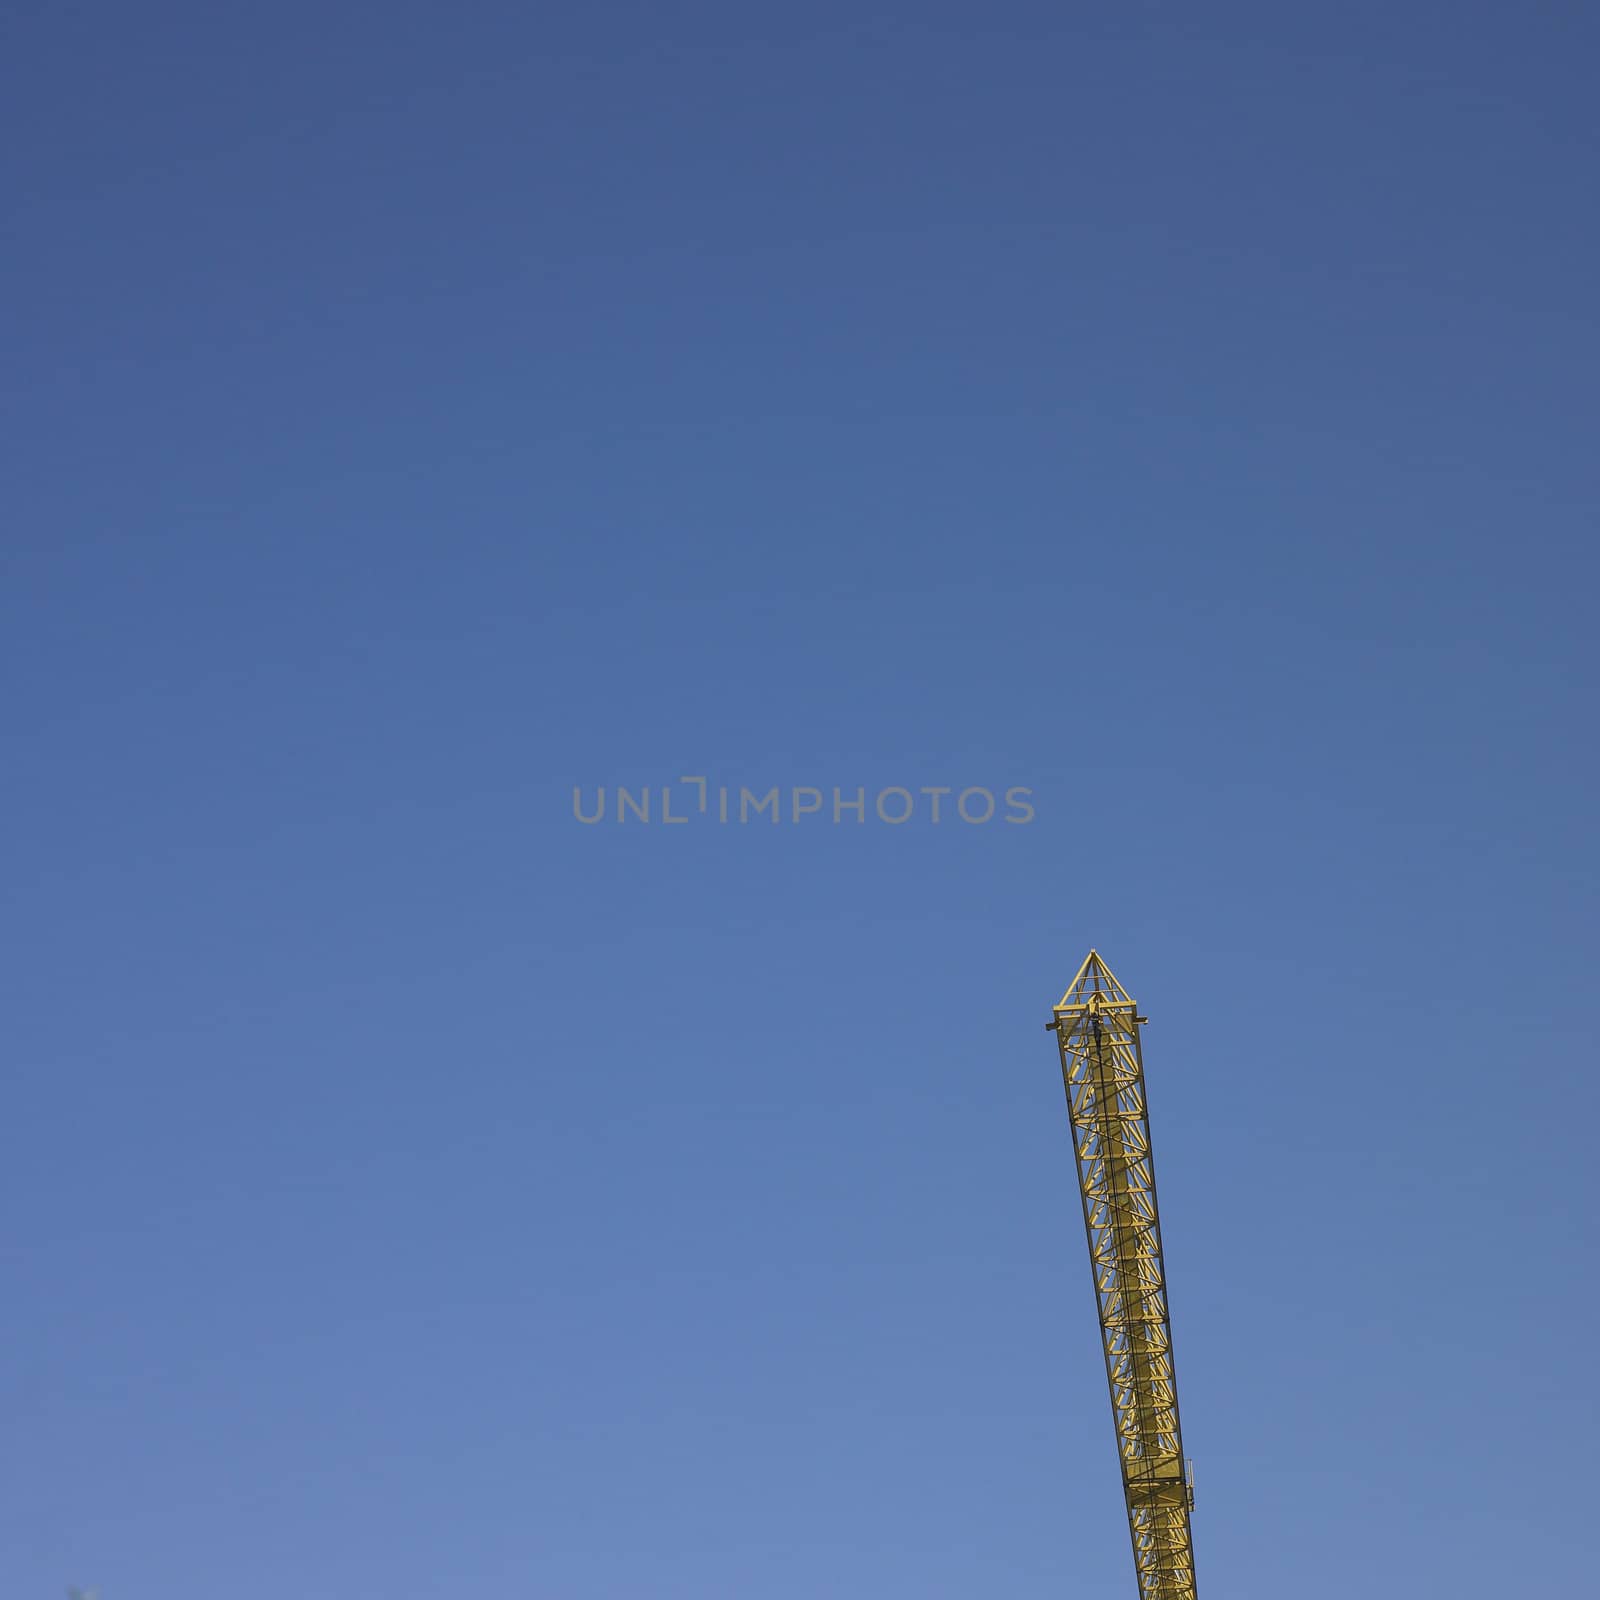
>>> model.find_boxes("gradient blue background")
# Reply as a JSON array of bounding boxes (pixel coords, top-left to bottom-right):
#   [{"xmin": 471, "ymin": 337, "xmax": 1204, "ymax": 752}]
[{"xmin": 5, "ymin": 3, "xmax": 1597, "ymax": 1596}]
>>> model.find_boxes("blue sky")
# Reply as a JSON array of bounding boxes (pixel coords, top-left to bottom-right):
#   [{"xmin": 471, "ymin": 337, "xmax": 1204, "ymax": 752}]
[{"xmin": 4, "ymin": 3, "xmax": 1597, "ymax": 1596}]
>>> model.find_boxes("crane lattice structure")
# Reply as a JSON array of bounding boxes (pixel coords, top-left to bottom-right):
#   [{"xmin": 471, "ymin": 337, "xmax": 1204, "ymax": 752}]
[{"xmin": 1048, "ymin": 950, "xmax": 1197, "ymax": 1600}]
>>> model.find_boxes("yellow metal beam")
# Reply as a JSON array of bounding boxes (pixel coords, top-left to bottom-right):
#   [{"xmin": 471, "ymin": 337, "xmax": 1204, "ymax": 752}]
[{"xmin": 1048, "ymin": 951, "xmax": 1197, "ymax": 1600}]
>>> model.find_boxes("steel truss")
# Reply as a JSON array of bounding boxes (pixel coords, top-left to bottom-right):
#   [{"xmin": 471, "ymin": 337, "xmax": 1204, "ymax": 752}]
[{"xmin": 1048, "ymin": 950, "xmax": 1197, "ymax": 1600}]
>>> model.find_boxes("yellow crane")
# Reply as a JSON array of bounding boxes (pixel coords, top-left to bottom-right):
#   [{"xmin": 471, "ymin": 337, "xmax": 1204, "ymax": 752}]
[{"xmin": 1047, "ymin": 951, "xmax": 1197, "ymax": 1600}]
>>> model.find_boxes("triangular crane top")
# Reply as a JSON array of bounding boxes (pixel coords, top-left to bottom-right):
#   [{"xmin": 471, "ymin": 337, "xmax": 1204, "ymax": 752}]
[{"xmin": 1054, "ymin": 948, "xmax": 1134, "ymax": 1012}]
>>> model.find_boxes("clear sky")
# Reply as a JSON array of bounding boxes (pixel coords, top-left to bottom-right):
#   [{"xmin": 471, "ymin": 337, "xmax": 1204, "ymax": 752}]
[{"xmin": 4, "ymin": 3, "xmax": 1597, "ymax": 1597}]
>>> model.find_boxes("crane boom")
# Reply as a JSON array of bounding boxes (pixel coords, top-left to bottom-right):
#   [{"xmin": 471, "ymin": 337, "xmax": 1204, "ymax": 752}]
[{"xmin": 1048, "ymin": 950, "xmax": 1197, "ymax": 1600}]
